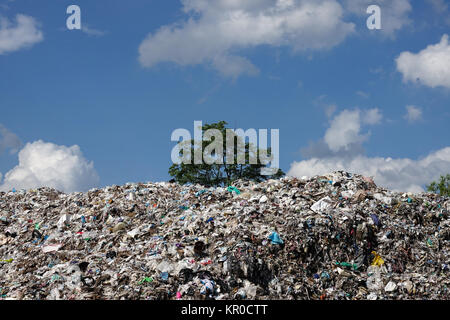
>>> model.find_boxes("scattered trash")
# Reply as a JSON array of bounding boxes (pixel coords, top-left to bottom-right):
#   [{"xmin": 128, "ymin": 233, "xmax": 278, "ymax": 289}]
[
  {"xmin": 370, "ymin": 214, "xmax": 380, "ymax": 227},
  {"xmin": 112, "ymin": 222, "xmax": 127, "ymax": 233},
  {"xmin": 139, "ymin": 277, "xmax": 153, "ymax": 285},
  {"xmin": 371, "ymin": 251, "xmax": 385, "ymax": 267},
  {"xmin": 0, "ymin": 259, "xmax": 13, "ymax": 263},
  {"xmin": 335, "ymin": 262, "xmax": 358, "ymax": 270},
  {"xmin": 311, "ymin": 196, "xmax": 333, "ymax": 213},
  {"xmin": 0, "ymin": 171, "xmax": 448, "ymax": 300},
  {"xmin": 227, "ymin": 186, "xmax": 241, "ymax": 195},
  {"xmin": 195, "ymin": 190, "xmax": 208, "ymax": 197},
  {"xmin": 160, "ymin": 272, "xmax": 169, "ymax": 281},
  {"xmin": 268, "ymin": 232, "xmax": 284, "ymax": 245},
  {"xmin": 385, "ymin": 281, "xmax": 397, "ymax": 292},
  {"xmin": 200, "ymin": 279, "xmax": 215, "ymax": 295},
  {"xmin": 42, "ymin": 244, "xmax": 62, "ymax": 253}
]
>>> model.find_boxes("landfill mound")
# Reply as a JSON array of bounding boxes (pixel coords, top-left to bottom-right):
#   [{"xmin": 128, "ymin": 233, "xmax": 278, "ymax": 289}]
[{"xmin": 0, "ymin": 171, "xmax": 449, "ymax": 300}]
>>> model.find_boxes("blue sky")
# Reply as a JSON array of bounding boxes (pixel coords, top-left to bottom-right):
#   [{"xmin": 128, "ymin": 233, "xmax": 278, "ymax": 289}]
[{"xmin": 0, "ymin": 0, "xmax": 449, "ymax": 192}]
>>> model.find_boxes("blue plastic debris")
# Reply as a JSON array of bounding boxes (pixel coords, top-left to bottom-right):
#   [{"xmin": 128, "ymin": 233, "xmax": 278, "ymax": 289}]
[
  {"xmin": 227, "ymin": 186, "xmax": 241, "ymax": 195},
  {"xmin": 195, "ymin": 189, "xmax": 207, "ymax": 197},
  {"xmin": 370, "ymin": 214, "xmax": 380, "ymax": 226},
  {"xmin": 160, "ymin": 272, "xmax": 169, "ymax": 281},
  {"xmin": 200, "ymin": 279, "xmax": 215, "ymax": 295},
  {"xmin": 269, "ymin": 232, "xmax": 284, "ymax": 245}
]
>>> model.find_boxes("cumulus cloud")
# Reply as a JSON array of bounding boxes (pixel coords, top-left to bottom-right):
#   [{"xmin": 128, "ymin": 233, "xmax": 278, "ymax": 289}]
[
  {"xmin": 138, "ymin": 0, "xmax": 355, "ymax": 77},
  {"xmin": 0, "ymin": 140, "xmax": 99, "ymax": 193},
  {"xmin": 0, "ymin": 14, "xmax": 43, "ymax": 54},
  {"xmin": 0, "ymin": 124, "xmax": 21, "ymax": 155},
  {"xmin": 325, "ymin": 104, "xmax": 337, "ymax": 118},
  {"xmin": 344, "ymin": 0, "xmax": 412, "ymax": 36},
  {"xmin": 356, "ymin": 90, "xmax": 370, "ymax": 98},
  {"xmin": 396, "ymin": 34, "xmax": 450, "ymax": 88},
  {"xmin": 289, "ymin": 148, "xmax": 450, "ymax": 193},
  {"xmin": 301, "ymin": 139, "xmax": 366, "ymax": 160},
  {"xmin": 404, "ymin": 105, "xmax": 423, "ymax": 123},
  {"xmin": 324, "ymin": 108, "xmax": 381, "ymax": 152},
  {"xmin": 363, "ymin": 107, "xmax": 382, "ymax": 125},
  {"xmin": 81, "ymin": 24, "xmax": 107, "ymax": 37},
  {"xmin": 289, "ymin": 108, "xmax": 450, "ymax": 192},
  {"xmin": 301, "ymin": 108, "xmax": 381, "ymax": 158},
  {"xmin": 324, "ymin": 109, "xmax": 368, "ymax": 152}
]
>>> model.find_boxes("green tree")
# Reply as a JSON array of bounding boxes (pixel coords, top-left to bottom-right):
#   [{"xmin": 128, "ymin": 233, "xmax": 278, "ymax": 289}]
[
  {"xmin": 426, "ymin": 174, "xmax": 450, "ymax": 197},
  {"xmin": 169, "ymin": 121, "xmax": 284, "ymax": 186}
]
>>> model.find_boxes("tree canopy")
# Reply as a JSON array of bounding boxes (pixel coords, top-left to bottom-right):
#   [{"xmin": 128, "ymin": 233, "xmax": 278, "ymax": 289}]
[
  {"xmin": 427, "ymin": 174, "xmax": 450, "ymax": 197},
  {"xmin": 169, "ymin": 121, "xmax": 284, "ymax": 186}
]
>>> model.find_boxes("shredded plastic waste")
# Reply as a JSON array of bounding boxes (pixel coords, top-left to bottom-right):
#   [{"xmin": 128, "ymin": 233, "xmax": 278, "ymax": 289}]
[{"xmin": 0, "ymin": 171, "xmax": 448, "ymax": 300}]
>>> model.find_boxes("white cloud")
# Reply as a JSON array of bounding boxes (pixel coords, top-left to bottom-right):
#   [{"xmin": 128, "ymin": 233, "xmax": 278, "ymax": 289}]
[
  {"xmin": 81, "ymin": 24, "xmax": 106, "ymax": 37},
  {"xmin": 426, "ymin": 0, "xmax": 448, "ymax": 12},
  {"xmin": 344, "ymin": 0, "xmax": 412, "ymax": 36},
  {"xmin": 302, "ymin": 108, "xmax": 381, "ymax": 159},
  {"xmin": 396, "ymin": 34, "xmax": 450, "ymax": 88},
  {"xmin": 324, "ymin": 109, "xmax": 366, "ymax": 152},
  {"xmin": 0, "ymin": 140, "xmax": 99, "ymax": 193},
  {"xmin": 325, "ymin": 104, "xmax": 337, "ymax": 118},
  {"xmin": 323, "ymin": 108, "xmax": 381, "ymax": 152},
  {"xmin": 289, "ymin": 107, "xmax": 449, "ymax": 192},
  {"xmin": 288, "ymin": 148, "xmax": 450, "ymax": 193},
  {"xmin": 211, "ymin": 54, "xmax": 260, "ymax": 78},
  {"xmin": 139, "ymin": 0, "xmax": 355, "ymax": 77},
  {"xmin": 313, "ymin": 95, "xmax": 338, "ymax": 118},
  {"xmin": 356, "ymin": 90, "xmax": 370, "ymax": 98},
  {"xmin": 0, "ymin": 124, "xmax": 21, "ymax": 155},
  {"xmin": 363, "ymin": 107, "xmax": 382, "ymax": 125},
  {"xmin": 0, "ymin": 14, "xmax": 43, "ymax": 54},
  {"xmin": 404, "ymin": 105, "xmax": 423, "ymax": 123}
]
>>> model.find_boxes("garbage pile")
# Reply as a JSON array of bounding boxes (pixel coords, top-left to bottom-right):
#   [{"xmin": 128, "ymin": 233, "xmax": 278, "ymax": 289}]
[{"xmin": 0, "ymin": 171, "xmax": 449, "ymax": 300}]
